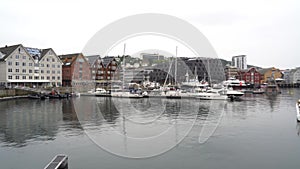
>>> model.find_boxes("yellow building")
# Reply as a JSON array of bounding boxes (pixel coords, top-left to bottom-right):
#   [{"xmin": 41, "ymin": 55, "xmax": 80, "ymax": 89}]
[{"xmin": 258, "ymin": 67, "xmax": 282, "ymax": 84}]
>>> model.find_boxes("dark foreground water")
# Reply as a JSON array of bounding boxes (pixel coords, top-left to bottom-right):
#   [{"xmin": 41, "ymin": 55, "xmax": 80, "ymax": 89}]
[{"xmin": 1, "ymin": 89, "xmax": 300, "ymax": 169}]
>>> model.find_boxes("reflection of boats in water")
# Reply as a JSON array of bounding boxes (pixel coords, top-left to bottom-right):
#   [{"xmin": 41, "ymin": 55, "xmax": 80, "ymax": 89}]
[
  {"xmin": 253, "ymin": 89, "xmax": 265, "ymax": 94},
  {"xmin": 296, "ymin": 100, "xmax": 300, "ymax": 122}
]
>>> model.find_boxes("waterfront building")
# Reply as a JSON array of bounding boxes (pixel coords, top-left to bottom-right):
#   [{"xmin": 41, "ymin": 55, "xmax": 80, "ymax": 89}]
[
  {"xmin": 149, "ymin": 57, "xmax": 225, "ymax": 85},
  {"xmin": 232, "ymin": 55, "xmax": 247, "ymax": 70},
  {"xmin": 225, "ymin": 65, "xmax": 239, "ymax": 80},
  {"xmin": 289, "ymin": 67, "xmax": 300, "ymax": 84},
  {"xmin": 0, "ymin": 44, "xmax": 61, "ymax": 88},
  {"xmin": 102, "ymin": 56, "xmax": 119, "ymax": 81},
  {"xmin": 238, "ymin": 67, "xmax": 261, "ymax": 87},
  {"xmin": 59, "ymin": 53, "xmax": 92, "ymax": 89},
  {"xmin": 140, "ymin": 53, "xmax": 164, "ymax": 67},
  {"xmin": 258, "ymin": 67, "xmax": 282, "ymax": 84},
  {"xmin": 26, "ymin": 47, "xmax": 63, "ymax": 87},
  {"xmin": 85, "ymin": 55, "xmax": 103, "ymax": 81},
  {"xmin": 282, "ymin": 69, "xmax": 292, "ymax": 84}
]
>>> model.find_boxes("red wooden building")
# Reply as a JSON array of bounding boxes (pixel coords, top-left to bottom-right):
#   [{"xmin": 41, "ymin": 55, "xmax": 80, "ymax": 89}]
[
  {"xmin": 59, "ymin": 53, "xmax": 92, "ymax": 88},
  {"xmin": 238, "ymin": 67, "xmax": 261, "ymax": 87}
]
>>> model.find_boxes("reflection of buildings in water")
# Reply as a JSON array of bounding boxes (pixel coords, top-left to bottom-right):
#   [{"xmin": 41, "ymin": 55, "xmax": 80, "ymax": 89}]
[
  {"xmin": 98, "ymin": 98, "xmax": 120, "ymax": 123},
  {"xmin": 61, "ymin": 99, "xmax": 84, "ymax": 132},
  {"xmin": 129, "ymin": 98, "xmax": 151, "ymax": 112},
  {"xmin": 266, "ymin": 95, "xmax": 278, "ymax": 112},
  {"xmin": 164, "ymin": 100, "xmax": 181, "ymax": 118},
  {"xmin": 0, "ymin": 99, "xmax": 62, "ymax": 147},
  {"xmin": 297, "ymin": 123, "xmax": 300, "ymax": 136}
]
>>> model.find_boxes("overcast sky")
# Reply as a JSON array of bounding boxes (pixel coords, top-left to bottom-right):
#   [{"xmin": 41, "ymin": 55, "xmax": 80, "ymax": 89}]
[{"xmin": 0, "ymin": 0, "xmax": 299, "ymax": 69}]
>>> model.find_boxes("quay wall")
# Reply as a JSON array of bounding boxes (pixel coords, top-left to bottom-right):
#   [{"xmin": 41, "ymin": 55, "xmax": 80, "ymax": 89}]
[{"xmin": 0, "ymin": 89, "xmax": 34, "ymax": 98}]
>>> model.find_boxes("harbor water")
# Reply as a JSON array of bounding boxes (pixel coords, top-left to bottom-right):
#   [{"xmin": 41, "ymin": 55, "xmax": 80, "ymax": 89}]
[{"xmin": 1, "ymin": 89, "xmax": 300, "ymax": 169}]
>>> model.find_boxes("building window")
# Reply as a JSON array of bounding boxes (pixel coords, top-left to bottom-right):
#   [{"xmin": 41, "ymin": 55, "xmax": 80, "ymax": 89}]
[
  {"xmin": 47, "ymin": 64, "xmax": 50, "ymax": 68},
  {"xmin": 41, "ymin": 63, "xmax": 44, "ymax": 67},
  {"xmin": 16, "ymin": 69, "xmax": 19, "ymax": 73},
  {"xmin": 22, "ymin": 76, "xmax": 26, "ymax": 79},
  {"xmin": 41, "ymin": 70, "xmax": 44, "ymax": 73},
  {"xmin": 8, "ymin": 76, "xmax": 12, "ymax": 79},
  {"xmin": 8, "ymin": 61, "xmax": 12, "ymax": 66},
  {"xmin": 57, "ymin": 70, "xmax": 61, "ymax": 74},
  {"xmin": 22, "ymin": 55, "xmax": 26, "ymax": 59},
  {"xmin": 47, "ymin": 70, "xmax": 50, "ymax": 74},
  {"xmin": 16, "ymin": 55, "xmax": 19, "ymax": 59},
  {"xmin": 29, "ymin": 76, "xmax": 33, "ymax": 79},
  {"xmin": 29, "ymin": 69, "xmax": 33, "ymax": 73},
  {"xmin": 8, "ymin": 68, "xmax": 12, "ymax": 72},
  {"xmin": 15, "ymin": 62, "xmax": 19, "ymax": 66},
  {"xmin": 34, "ymin": 70, "xmax": 39, "ymax": 73},
  {"xmin": 52, "ymin": 58, "xmax": 55, "ymax": 62},
  {"xmin": 16, "ymin": 76, "xmax": 19, "ymax": 79},
  {"xmin": 52, "ymin": 70, "xmax": 55, "ymax": 74},
  {"xmin": 57, "ymin": 76, "xmax": 60, "ymax": 80},
  {"xmin": 22, "ymin": 62, "xmax": 26, "ymax": 66},
  {"xmin": 34, "ymin": 76, "xmax": 39, "ymax": 80},
  {"xmin": 52, "ymin": 64, "xmax": 55, "ymax": 68},
  {"xmin": 29, "ymin": 63, "xmax": 33, "ymax": 66},
  {"xmin": 57, "ymin": 65, "xmax": 60, "ymax": 68},
  {"xmin": 22, "ymin": 69, "xmax": 26, "ymax": 73},
  {"xmin": 46, "ymin": 58, "xmax": 49, "ymax": 62},
  {"xmin": 41, "ymin": 76, "xmax": 44, "ymax": 80},
  {"xmin": 47, "ymin": 76, "xmax": 50, "ymax": 80}
]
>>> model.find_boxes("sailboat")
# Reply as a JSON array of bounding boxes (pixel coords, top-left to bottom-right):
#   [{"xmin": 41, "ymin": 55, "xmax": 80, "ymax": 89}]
[
  {"xmin": 110, "ymin": 44, "xmax": 145, "ymax": 98},
  {"xmin": 160, "ymin": 47, "xmax": 182, "ymax": 99}
]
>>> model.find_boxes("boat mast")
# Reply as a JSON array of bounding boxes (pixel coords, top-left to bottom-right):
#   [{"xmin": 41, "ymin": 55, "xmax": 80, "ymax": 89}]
[
  {"xmin": 207, "ymin": 58, "xmax": 212, "ymax": 86},
  {"xmin": 175, "ymin": 46, "xmax": 178, "ymax": 86},
  {"xmin": 122, "ymin": 43, "xmax": 126, "ymax": 91},
  {"xmin": 163, "ymin": 57, "xmax": 173, "ymax": 87}
]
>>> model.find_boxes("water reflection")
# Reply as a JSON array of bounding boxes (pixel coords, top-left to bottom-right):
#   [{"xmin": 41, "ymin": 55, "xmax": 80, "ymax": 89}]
[
  {"xmin": 0, "ymin": 99, "xmax": 62, "ymax": 147},
  {"xmin": 266, "ymin": 94, "xmax": 278, "ymax": 112}
]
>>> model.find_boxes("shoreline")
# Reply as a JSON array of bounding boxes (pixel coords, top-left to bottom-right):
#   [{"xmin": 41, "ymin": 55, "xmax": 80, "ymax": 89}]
[{"xmin": 0, "ymin": 95, "xmax": 28, "ymax": 101}]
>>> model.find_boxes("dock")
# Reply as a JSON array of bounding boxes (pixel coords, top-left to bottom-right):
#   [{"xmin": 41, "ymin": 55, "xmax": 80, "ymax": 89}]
[{"xmin": 44, "ymin": 155, "xmax": 68, "ymax": 169}]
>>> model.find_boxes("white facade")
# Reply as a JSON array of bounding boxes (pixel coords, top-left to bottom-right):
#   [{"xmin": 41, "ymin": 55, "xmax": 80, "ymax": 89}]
[
  {"xmin": 291, "ymin": 68, "xmax": 300, "ymax": 84},
  {"xmin": 232, "ymin": 55, "xmax": 247, "ymax": 70},
  {"xmin": 0, "ymin": 45, "xmax": 37, "ymax": 86},
  {"xmin": 0, "ymin": 44, "xmax": 62, "ymax": 87},
  {"xmin": 39, "ymin": 49, "xmax": 63, "ymax": 86}
]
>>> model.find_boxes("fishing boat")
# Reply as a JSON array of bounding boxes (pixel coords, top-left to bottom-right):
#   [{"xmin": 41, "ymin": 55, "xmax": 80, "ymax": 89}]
[{"xmin": 297, "ymin": 100, "xmax": 300, "ymax": 122}]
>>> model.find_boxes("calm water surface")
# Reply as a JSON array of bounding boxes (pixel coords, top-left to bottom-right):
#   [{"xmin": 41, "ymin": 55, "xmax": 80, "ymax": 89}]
[{"xmin": 1, "ymin": 89, "xmax": 300, "ymax": 169}]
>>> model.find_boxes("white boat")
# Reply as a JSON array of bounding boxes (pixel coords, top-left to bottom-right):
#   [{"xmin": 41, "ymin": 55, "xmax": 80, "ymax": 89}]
[
  {"xmin": 223, "ymin": 77, "xmax": 247, "ymax": 87},
  {"xmin": 111, "ymin": 91, "xmax": 144, "ymax": 98},
  {"xmin": 297, "ymin": 100, "xmax": 300, "ymax": 122},
  {"xmin": 225, "ymin": 89, "xmax": 244, "ymax": 97},
  {"xmin": 196, "ymin": 89, "xmax": 228, "ymax": 100},
  {"xmin": 94, "ymin": 88, "xmax": 107, "ymax": 94}
]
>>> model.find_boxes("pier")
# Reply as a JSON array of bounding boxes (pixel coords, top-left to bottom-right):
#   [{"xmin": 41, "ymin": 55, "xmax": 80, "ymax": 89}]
[{"xmin": 44, "ymin": 155, "xmax": 68, "ymax": 169}]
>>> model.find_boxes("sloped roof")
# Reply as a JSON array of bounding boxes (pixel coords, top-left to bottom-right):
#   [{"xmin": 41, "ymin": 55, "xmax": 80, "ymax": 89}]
[
  {"xmin": 85, "ymin": 55, "xmax": 101, "ymax": 66},
  {"xmin": 59, "ymin": 53, "xmax": 89, "ymax": 66},
  {"xmin": 40, "ymin": 48, "xmax": 51, "ymax": 58},
  {"xmin": 59, "ymin": 53, "xmax": 80, "ymax": 66},
  {"xmin": 0, "ymin": 44, "xmax": 21, "ymax": 61},
  {"xmin": 102, "ymin": 56, "xmax": 116, "ymax": 67},
  {"xmin": 258, "ymin": 67, "xmax": 273, "ymax": 74}
]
